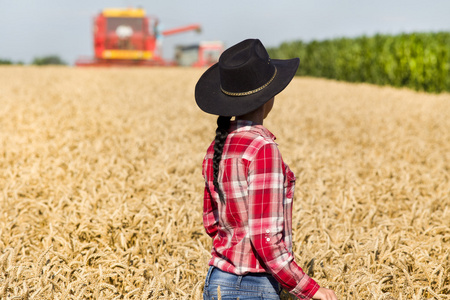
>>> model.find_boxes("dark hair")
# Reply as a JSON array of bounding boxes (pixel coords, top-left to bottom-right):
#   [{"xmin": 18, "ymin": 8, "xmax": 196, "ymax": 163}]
[{"xmin": 213, "ymin": 116, "xmax": 231, "ymax": 203}]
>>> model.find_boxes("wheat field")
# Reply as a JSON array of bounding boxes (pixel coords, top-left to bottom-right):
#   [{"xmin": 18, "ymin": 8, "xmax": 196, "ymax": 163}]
[{"xmin": 0, "ymin": 66, "xmax": 449, "ymax": 299}]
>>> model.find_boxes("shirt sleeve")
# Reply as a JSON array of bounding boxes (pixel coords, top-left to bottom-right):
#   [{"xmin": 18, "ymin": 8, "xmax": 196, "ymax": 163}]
[
  {"xmin": 203, "ymin": 183, "xmax": 218, "ymax": 238},
  {"xmin": 247, "ymin": 143, "xmax": 320, "ymax": 299}
]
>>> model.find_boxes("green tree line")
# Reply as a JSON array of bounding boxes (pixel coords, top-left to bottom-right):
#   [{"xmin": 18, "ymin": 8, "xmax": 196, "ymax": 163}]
[
  {"xmin": 268, "ymin": 32, "xmax": 450, "ymax": 93},
  {"xmin": 0, "ymin": 55, "xmax": 66, "ymax": 66}
]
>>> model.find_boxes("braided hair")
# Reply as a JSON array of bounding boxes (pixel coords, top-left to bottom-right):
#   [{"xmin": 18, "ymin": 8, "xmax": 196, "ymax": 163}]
[{"xmin": 213, "ymin": 116, "xmax": 231, "ymax": 204}]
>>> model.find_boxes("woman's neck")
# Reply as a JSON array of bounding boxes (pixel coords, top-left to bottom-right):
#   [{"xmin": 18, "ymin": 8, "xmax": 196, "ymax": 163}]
[{"xmin": 236, "ymin": 107, "xmax": 265, "ymax": 125}]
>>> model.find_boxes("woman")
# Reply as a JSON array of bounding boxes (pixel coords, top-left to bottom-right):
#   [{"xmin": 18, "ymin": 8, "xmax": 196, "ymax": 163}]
[{"xmin": 195, "ymin": 39, "xmax": 337, "ymax": 300}]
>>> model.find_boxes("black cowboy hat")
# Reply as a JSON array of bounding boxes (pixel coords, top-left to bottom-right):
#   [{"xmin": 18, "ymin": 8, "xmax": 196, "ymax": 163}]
[{"xmin": 195, "ymin": 39, "xmax": 299, "ymax": 117}]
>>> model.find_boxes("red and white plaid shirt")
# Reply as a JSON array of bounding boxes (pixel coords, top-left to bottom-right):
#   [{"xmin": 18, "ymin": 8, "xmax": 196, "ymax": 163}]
[{"xmin": 202, "ymin": 120, "xmax": 320, "ymax": 299}]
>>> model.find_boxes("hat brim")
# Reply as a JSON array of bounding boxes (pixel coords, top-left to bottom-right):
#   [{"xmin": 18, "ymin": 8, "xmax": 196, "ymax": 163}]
[{"xmin": 195, "ymin": 58, "xmax": 300, "ymax": 117}]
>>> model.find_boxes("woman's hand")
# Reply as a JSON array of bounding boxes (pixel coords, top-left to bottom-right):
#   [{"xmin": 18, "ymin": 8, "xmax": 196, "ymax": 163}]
[{"xmin": 312, "ymin": 287, "xmax": 338, "ymax": 300}]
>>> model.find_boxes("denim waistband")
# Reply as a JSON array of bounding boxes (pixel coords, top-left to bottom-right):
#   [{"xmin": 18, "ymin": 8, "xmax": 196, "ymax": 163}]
[{"xmin": 204, "ymin": 266, "xmax": 281, "ymax": 294}]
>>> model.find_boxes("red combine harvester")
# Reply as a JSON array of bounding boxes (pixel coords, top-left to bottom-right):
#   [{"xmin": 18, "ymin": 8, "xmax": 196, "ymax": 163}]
[{"xmin": 75, "ymin": 8, "xmax": 222, "ymax": 67}]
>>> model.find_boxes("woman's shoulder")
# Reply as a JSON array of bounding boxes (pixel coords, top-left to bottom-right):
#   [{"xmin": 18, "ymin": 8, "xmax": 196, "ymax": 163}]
[
  {"xmin": 204, "ymin": 140, "xmax": 216, "ymax": 159},
  {"xmin": 229, "ymin": 131, "xmax": 279, "ymax": 162}
]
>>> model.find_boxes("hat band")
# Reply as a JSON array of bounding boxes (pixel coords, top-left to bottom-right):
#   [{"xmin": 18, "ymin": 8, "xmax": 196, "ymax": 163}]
[{"xmin": 220, "ymin": 67, "xmax": 278, "ymax": 97}]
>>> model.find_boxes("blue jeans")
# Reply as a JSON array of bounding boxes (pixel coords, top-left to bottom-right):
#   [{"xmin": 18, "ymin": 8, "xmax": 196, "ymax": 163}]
[{"xmin": 203, "ymin": 266, "xmax": 282, "ymax": 300}]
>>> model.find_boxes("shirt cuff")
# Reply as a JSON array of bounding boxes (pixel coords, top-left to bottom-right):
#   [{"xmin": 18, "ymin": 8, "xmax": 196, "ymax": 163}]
[{"xmin": 290, "ymin": 275, "xmax": 320, "ymax": 300}]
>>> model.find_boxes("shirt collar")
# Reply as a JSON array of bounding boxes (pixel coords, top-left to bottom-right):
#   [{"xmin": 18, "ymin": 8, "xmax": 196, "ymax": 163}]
[{"xmin": 229, "ymin": 120, "xmax": 276, "ymax": 140}]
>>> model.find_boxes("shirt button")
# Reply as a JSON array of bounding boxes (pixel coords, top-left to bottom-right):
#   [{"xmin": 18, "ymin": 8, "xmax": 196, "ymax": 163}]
[
  {"xmin": 266, "ymin": 230, "xmax": 270, "ymax": 233},
  {"xmin": 266, "ymin": 238, "xmax": 271, "ymax": 242}
]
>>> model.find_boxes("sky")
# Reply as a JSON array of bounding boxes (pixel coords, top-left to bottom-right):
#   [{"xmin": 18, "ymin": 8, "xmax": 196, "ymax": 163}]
[{"xmin": 0, "ymin": 0, "xmax": 449, "ymax": 65}]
